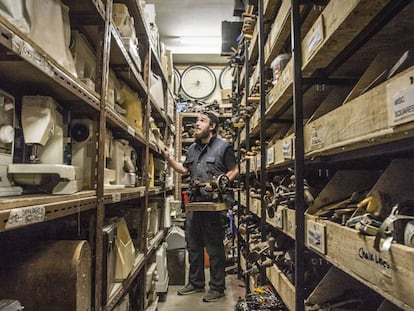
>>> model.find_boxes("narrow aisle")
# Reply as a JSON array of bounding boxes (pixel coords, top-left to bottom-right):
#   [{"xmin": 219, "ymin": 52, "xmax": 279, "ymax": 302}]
[{"xmin": 158, "ymin": 271, "xmax": 245, "ymax": 311}]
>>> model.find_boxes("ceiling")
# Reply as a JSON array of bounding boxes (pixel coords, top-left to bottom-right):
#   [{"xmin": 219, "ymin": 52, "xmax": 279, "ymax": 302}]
[{"xmin": 144, "ymin": 0, "xmax": 240, "ymax": 64}]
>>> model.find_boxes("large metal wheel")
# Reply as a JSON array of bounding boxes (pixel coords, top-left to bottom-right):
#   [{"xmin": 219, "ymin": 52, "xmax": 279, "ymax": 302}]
[{"xmin": 180, "ymin": 65, "xmax": 217, "ymax": 99}]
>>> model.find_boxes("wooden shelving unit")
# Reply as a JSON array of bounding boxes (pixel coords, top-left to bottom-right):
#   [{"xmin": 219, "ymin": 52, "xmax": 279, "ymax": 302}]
[
  {"xmin": 0, "ymin": 1, "xmax": 174, "ymax": 310},
  {"xmin": 237, "ymin": 0, "xmax": 414, "ymax": 310}
]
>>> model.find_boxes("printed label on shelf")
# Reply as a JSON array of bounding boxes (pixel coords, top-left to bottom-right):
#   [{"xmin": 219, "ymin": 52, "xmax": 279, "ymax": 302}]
[
  {"xmin": 282, "ymin": 140, "xmax": 292, "ymax": 159},
  {"xmin": 306, "ymin": 16, "xmax": 324, "ymax": 60},
  {"xmin": 13, "ymin": 37, "xmax": 54, "ymax": 77},
  {"xmin": 6, "ymin": 205, "xmax": 46, "ymax": 229},
  {"xmin": 112, "ymin": 193, "xmax": 121, "ymax": 203},
  {"xmin": 306, "ymin": 220, "xmax": 326, "ymax": 255},
  {"xmin": 266, "ymin": 146, "xmax": 274, "ymax": 166},
  {"xmin": 388, "ymin": 85, "xmax": 414, "ymax": 126}
]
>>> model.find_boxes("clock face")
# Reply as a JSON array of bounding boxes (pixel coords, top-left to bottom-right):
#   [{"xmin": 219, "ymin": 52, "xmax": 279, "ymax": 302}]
[
  {"xmin": 219, "ymin": 64, "xmax": 233, "ymax": 90},
  {"xmin": 180, "ymin": 65, "xmax": 217, "ymax": 99}
]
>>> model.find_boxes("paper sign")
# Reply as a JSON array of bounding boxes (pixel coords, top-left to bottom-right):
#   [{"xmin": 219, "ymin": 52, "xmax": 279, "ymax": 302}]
[{"xmin": 6, "ymin": 205, "xmax": 45, "ymax": 229}]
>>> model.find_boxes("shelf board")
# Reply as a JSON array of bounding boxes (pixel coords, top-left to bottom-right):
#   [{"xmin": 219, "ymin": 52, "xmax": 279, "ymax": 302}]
[
  {"xmin": 0, "ymin": 20, "xmax": 101, "ymax": 111},
  {"xmin": 103, "ymin": 186, "xmax": 146, "ymax": 204},
  {"xmin": 105, "ymin": 105, "xmax": 147, "ymax": 146},
  {"xmin": 266, "ymin": 0, "xmax": 392, "ymax": 118},
  {"xmin": 148, "ymin": 230, "xmax": 165, "ymax": 254},
  {"xmin": 266, "ymin": 264, "xmax": 295, "ymax": 311},
  {"xmin": 104, "ymin": 252, "xmax": 146, "ymax": 311},
  {"xmin": 109, "ymin": 26, "xmax": 147, "ymax": 96},
  {"xmin": 0, "ymin": 191, "xmax": 97, "ymax": 232}
]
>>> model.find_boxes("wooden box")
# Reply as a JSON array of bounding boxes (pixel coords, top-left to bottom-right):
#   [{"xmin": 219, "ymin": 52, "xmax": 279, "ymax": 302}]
[
  {"xmin": 305, "ymin": 159, "xmax": 414, "ymax": 309},
  {"xmin": 186, "ymin": 202, "xmax": 227, "ymax": 212},
  {"xmin": 266, "ymin": 264, "xmax": 295, "ymax": 311},
  {"xmin": 304, "ymin": 66, "xmax": 414, "ymax": 156},
  {"xmin": 273, "ymin": 133, "xmax": 295, "ymax": 165},
  {"xmin": 0, "ymin": 240, "xmax": 91, "ymax": 311}
]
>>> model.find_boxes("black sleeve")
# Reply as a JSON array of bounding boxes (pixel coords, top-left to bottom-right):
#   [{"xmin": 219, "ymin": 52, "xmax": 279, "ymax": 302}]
[{"xmin": 223, "ymin": 145, "xmax": 237, "ymax": 171}]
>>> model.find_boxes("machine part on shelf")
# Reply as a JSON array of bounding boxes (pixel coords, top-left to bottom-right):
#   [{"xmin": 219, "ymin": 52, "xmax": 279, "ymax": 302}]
[
  {"xmin": 0, "ymin": 90, "xmax": 23, "ymax": 197},
  {"xmin": 235, "ymin": 286, "xmax": 287, "ymax": 311},
  {"xmin": 0, "ymin": 240, "xmax": 91, "ymax": 311},
  {"xmin": 0, "ymin": 300, "xmax": 24, "ymax": 311},
  {"xmin": 70, "ymin": 118, "xmax": 96, "ymax": 189},
  {"xmin": 270, "ymin": 54, "xmax": 291, "ymax": 85},
  {"xmin": 374, "ymin": 200, "xmax": 414, "ymax": 252},
  {"xmin": 8, "ymin": 96, "xmax": 81, "ymax": 195},
  {"xmin": 108, "ymin": 139, "xmax": 137, "ymax": 187},
  {"xmin": 70, "ymin": 30, "xmax": 96, "ymax": 90},
  {"xmin": 112, "ymin": 3, "xmax": 142, "ymax": 73}
]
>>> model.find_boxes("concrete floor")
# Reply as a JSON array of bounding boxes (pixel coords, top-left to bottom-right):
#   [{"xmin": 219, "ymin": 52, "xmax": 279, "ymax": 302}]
[{"xmin": 158, "ymin": 269, "xmax": 245, "ymax": 311}]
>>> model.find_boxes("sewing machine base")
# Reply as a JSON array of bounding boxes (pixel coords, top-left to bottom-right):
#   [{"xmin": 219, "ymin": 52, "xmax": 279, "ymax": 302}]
[
  {"xmin": 8, "ymin": 164, "xmax": 81, "ymax": 195},
  {"xmin": 186, "ymin": 202, "xmax": 227, "ymax": 212}
]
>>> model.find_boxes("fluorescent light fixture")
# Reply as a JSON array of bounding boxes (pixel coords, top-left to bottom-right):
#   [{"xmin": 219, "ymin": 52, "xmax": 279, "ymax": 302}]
[
  {"xmin": 166, "ymin": 36, "xmax": 222, "ymax": 54},
  {"xmin": 178, "ymin": 36, "xmax": 221, "ymax": 45}
]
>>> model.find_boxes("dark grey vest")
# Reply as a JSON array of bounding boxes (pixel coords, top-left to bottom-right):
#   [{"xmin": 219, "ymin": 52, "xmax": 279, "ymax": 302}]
[{"xmin": 185, "ymin": 136, "xmax": 229, "ymax": 202}]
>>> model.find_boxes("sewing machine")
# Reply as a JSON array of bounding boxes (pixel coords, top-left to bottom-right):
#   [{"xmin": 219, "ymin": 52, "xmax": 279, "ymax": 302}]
[
  {"xmin": 70, "ymin": 118, "xmax": 95, "ymax": 189},
  {"xmin": 108, "ymin": 139, "xmax": 137, "ymax": 187},
  {"xmin": 186, "ymin": 174, "xmax": 233, "ymax": 211},
  {"xmin": 0, "ymin": 90, "xmax": 23, "ymax": 197},
  {"xmin": 8, "ymin": 96, "xmax": 81, "ymax": 194}
]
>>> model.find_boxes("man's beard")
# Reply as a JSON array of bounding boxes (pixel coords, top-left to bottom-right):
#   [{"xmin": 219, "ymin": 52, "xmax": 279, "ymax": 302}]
[{"xmin": 194, "ymin": 127, "xmax": 209, "ymax": 140}]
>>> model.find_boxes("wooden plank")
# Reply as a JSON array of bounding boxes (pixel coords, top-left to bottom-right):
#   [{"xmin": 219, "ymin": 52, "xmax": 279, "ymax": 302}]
[
  {"xmin": 0, "ymin": 190, "xmax": 96, "ymax": 210},
  {"xmin": 283, "ymin": 207, "xmax": 295, "ymax": 239},
  {"xmin": 266, "ymin": 57, "xmax": 293, "ymax": 116},
  {"xmin": 304, "ymin": 66, "xmax": 414, "ymax": 156},
  {"xmin": 306, "ymin": 266, "xmax": 377, "ymax": 306},
  {"xmin": 305, "ymin": 160, "xmax": 414, "ymax": 309},
  {"xmin": 307, "ymin": 170, "xmax": 381, "ymax": 214},
  {"xmin": 266, "ymin": 264, "xmax": 295, "ymax": 311},
  {"xmin": 302, "ymin": 0, "xmax": 392, "ymax": 76},
  {"xmin": 266, "ymin": 0, "xmax": 393, "ymax": 119},
  {"xmin": 264, "ymin": 0, "xmax": 291, "ymax": 66},
  {"xmin": 325, "ymin": 221, "xmax": 414, "ymax": 310},
  {"xmin": 186, "ymin": 202, "xmax": 227, "ymax": 212},
  {"xmin": 273, "ymin": 133, "xmax": 294, "ymax": 165},
  {"xmin": 342, "ymin": 52, "xmax": 400, "ymax": 105}
]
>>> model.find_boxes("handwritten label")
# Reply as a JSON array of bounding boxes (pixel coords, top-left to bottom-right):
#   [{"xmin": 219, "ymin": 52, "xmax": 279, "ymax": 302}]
[
  {"xmin": 358, "ymin": 247, "xmax": 392, "ymax": 277},
  {"xmin": 6, "ymin": 206, "xmax": 45, "ymax": 229},
  {"xmin": 112, "ymin": 193, "xmax": 121, "ymax": 203},
  {"xmin": 274, "ymin": 209, "xmax": 283, "ymax": 229},
  {"xmin": 310, "ymin": 127, "xmax": 323, "ymax": 147}
]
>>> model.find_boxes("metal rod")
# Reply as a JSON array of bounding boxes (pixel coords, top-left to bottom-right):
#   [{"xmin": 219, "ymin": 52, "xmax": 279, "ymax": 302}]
[
  {"xmin": 258, "ymin": 0, "xmax": 267, "ymax": 286},
  {"xmin": 291, "ymin": 0, "xmax": 305, "ymax": 310},
  {"xmin": 236, "ymin": 62, "xmax": 243, "ymax": 278},
  {"xmin": 95, "ymin": 1, "xmax": 112, "ymax": 309},
  {"xmin": 244, "ymin": 38, "xmax": 252, "ymax": 293}
]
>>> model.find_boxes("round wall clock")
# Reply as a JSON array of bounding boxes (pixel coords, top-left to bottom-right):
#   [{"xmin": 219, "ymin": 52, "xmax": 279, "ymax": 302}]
[{"xmin": 180, "ymin": 65, "xmax": 216, "ymax": 99}]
